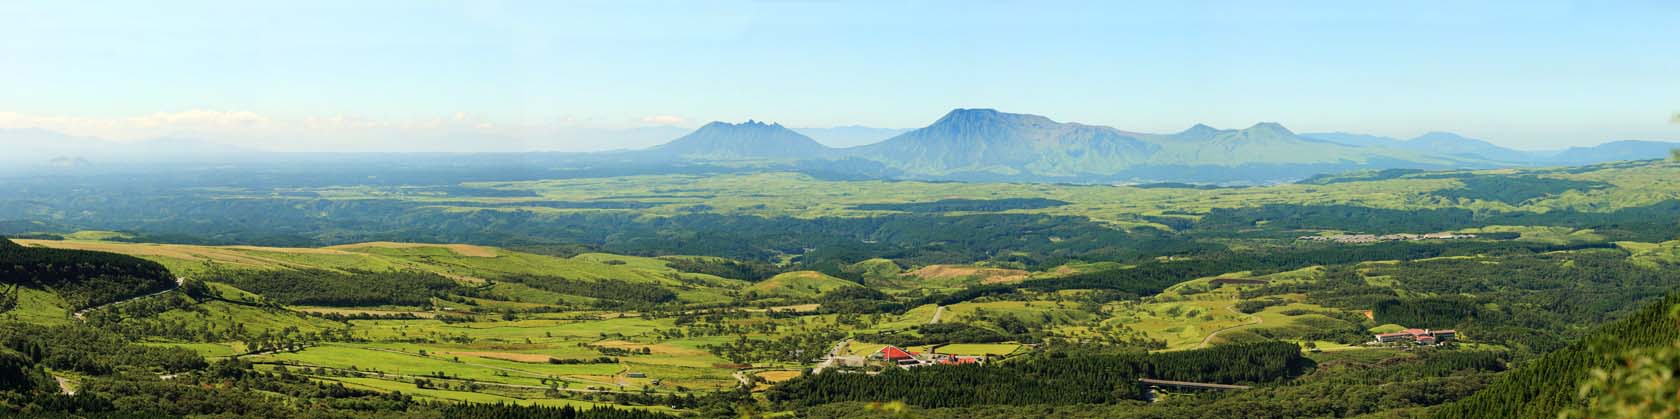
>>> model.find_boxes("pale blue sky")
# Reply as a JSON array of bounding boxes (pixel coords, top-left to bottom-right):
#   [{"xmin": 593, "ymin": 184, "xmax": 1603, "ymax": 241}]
[{"xmin": 1, "ymin": 1, "xmax": 1676, "ymax": 151}]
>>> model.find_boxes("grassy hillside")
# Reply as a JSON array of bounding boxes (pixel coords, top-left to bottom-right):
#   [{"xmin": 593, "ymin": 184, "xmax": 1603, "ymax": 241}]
[{"xmin": 744, "ymin": 271, "xmax": 861, "ymax": 299}]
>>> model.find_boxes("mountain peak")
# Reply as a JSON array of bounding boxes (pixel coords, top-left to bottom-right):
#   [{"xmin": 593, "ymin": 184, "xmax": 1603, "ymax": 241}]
[
  {"xmin": 930, "ymin": 108, "xmax": 1055, "ymax": 128},
  {"xmin": 1244, "ymin": 122, "xmax": 1295, "ymax": 135},
  {"xmin": 649, "ymin": 120, "xmax": 827, "ymax": 160},
  {"xmin": 701, "ymin": 120, "xmax": 784, "ymax": 130},
  {"xmin": 1170, "ymin": 123, "xmax": 1224, "ymax": 141}
]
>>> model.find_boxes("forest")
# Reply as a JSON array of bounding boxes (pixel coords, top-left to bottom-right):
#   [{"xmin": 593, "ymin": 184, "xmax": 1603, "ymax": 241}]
[
  {"xmin": 0, "ymin": 239, "xmax": 175, "ymax": 309},
  {"xmin": 767, "ymin": 342, "xmax": 1309, "ymax": 408}
]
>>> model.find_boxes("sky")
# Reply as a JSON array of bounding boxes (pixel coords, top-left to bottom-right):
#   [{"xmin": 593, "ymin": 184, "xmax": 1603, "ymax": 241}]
[{"xmin": 1, "ymin": 0, "xmax": 1676, "ymax": 152}]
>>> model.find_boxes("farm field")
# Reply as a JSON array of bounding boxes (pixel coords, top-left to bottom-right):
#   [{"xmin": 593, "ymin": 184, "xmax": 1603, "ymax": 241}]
[{"xmin": 6, "ymin": 159, "xmax": 1680, "ymax": 417}]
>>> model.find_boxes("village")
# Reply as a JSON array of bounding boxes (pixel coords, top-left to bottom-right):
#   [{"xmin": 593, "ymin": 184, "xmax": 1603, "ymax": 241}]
[{"xmin": 1298, "ymin": 232, "xmax": 1478, "ymax": 244}]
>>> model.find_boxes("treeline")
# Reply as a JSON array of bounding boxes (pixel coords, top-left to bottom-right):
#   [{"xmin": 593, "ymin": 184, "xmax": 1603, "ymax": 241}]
[
  {"xmin": 1429, "ymin": 175, "xmax": 1610, "ymax": 205},
  {"xmin": 1198, "ymin": 200, "xmax": 1680, "ymax": 241},
  {"xmin": 768, "ymin": 341, "xmax": 1309, "ymax": 408},
  {"xmin": 930, "ymin": 239, "xmax": 1608, "ymax": 307},
  {"xmin": 854, "ymin": 323, "xmax": 1011, "ymax": 347},
  {"xmin": 435, "ymin": 402, "xmax": 676, "ymax": 419},
  {"xmin": 850, "ymin": 198, "xmax": 1070, "ymax": 213},
  {"xmin": 499, "ymin": 275, "xmax": 677, "ymax": 305},
  {"xmin": 1432, "ymin": 293, "xmax": 1680, "ymax": 419},
  {"xmin": 0, "ymin": 323, "xmax": 205, "ymax": 376},
  {"xmin": 798, "ymin": 349, "xmax": 1508, "ymax": 419},
  {"xmin": 2, "ymin": 193, "xmax": 1194, "ymax": 270},
  {"xmin": 661, "ymin": 257, "xmax": 781, "ymax": 281},
  {"xmin": 0, "ymin": 238, "xmax": 175, "ymax": 309},
  {"xmin": 817, "ymin": 287, "xmax": 906, "ymax": 314},
  {"xmin": 214, "ymin": 268, "xmax": 459, "ymax": 307}
]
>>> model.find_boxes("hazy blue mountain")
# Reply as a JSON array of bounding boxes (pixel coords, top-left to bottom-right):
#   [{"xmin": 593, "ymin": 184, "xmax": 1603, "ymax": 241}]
[
  {"xmin": 1545, "ymin": 140, "xmax": 1680, "ymax": 165},
  {"xmin": 0, "ymin": 128, "xmax": 256, "ymax": 168},
  {"xmin": 644, "ymin": 120, "xmax": 831, "ymax": 160},
  {"xmin": 845, "ymin": 108, "xmax": 1158, "ymax": 176},
  {"xmin": 1401, "ymin": 132, "xmax": 1532, "ymax": 162},
  {"xmin": 793, "ymin": 125, "xmax": 910, "ymax": 148},
  {"xmin": 1300, "ymin": 132, "xmax": 1404, "ymax": 148},
  {"xmin": 1139, "ymin": 123, "xmax": 1478, "ymax": 170},
  {"xmin": 836, "ymin": 109, "xmax": 1478, "ymax": 182}
]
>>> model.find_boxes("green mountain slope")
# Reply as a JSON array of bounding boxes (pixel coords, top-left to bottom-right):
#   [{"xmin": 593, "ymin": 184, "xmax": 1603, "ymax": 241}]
[{"xmin": 1432, "ymin": 293, "xmax": 1680, "ymax": 418}]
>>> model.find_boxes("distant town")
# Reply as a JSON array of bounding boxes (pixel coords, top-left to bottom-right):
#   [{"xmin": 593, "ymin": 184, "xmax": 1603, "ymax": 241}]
[{"xmin": 1299, "ymin": 232, "xmax": 1478, "ymax": 244}]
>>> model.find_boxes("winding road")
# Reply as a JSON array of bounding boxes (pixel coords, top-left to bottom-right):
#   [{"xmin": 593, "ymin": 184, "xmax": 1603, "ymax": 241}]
[
  {"xmin": 72, "ymin": 277, "xmax": 184, "ymax": 321},
  {"xmin": 1197, "ymin": 305, "xmax": 1263, "ymax": 349}
]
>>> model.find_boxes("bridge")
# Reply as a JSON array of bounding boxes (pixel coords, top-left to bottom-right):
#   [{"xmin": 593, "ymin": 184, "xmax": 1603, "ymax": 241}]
[{"xmin": 1137, "ymin": 378, "xmax": 1251, "ymax": 391}]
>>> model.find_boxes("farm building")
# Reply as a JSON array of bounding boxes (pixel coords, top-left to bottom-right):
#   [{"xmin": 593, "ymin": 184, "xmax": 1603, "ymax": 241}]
[
  {"xmin": 871, "ymin": 346, "xmax": 934, "ymax": 368},
  {"xmin": 1373, "ymin": 328, "xmax": 1458, "ymax": 345},
  {"xmin": 935, "ymin": 355, "xmax": 985, "ymax": 366}
]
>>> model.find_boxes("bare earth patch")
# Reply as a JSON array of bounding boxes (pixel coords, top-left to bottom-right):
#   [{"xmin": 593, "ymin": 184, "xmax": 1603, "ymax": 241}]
[
  {"xmin": 444, "ymin": 351, "xmax": 554, "ymax": 363},
  {"xmin": 910, "ymin": 265, "xmax": 1030, "ymax": 285},
  {"xmin": 755, "ymin": 370, "xmax": 802, "ymax": 383},
  {"xmin": 328, "ymin": 241, "xmax": 499, "ymax": 257},
  {"xmin": 593, "ymin": 340, "xmax": 707, "ymax": 356}
]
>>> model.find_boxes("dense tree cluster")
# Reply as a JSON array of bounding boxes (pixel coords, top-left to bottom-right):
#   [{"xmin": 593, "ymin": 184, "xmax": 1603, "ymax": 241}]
[
  {"xmin": 500, "ymin": 275, "xmax": 677, "ymax": 306},
  {"xmin": 849, "ymin": 198, "xmax": 1069, "ymax": 213},
  {"xmin": 1429, "ymin": 175, "xmax": 1610, "ymax": 205},
  {"xmin": 768, "ymin": 342, "xmax": 1309, "ymax": 408},
  {"xmin": 214, "ymin": 268, "xmax": 459, "ymax": 307},
  {"xmin": 1434, "ymin": 293, "xmax": 1680, "ymax": 418},
  {"xmin": 797, "ymin": 350, "xmax": 1506, "ymax": 418},
  {"xmin": 1199, "ymin": 200, "xmax": 1680, "ymax": 241},
  {"xmin": 661, "ymin": 257, "xmax": 782, "ymax": 281},
  {"xmin": 0, "ymin": 238, "xmax": 175, "ymax": 309}
]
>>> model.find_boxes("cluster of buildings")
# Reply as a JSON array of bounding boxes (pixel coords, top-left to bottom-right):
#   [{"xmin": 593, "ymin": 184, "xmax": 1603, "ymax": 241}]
[
  {"xmin": 869, "ymin": 345, "xmax": 986, "ymax": 369},
  {"xmin": 1374, "ymin": 328, "xmax": 1457, "ymax": 345},
  {"xmin": 1299, "ymin": 232, "xmax": 1477, "ymax": 244}
]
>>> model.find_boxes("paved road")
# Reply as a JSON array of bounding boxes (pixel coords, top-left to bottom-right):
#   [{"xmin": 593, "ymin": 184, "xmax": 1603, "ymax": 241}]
[
  {"xmin": 1197, "ymin": 305, "xmax": 1262, "ymax": 349},
  {"xmin": 73, "ymin": 277, "xmax": 184, "ymax": 320},
  {"xmin": 811, "ymin": 339, "xmax": 851, "ymax": 375}
]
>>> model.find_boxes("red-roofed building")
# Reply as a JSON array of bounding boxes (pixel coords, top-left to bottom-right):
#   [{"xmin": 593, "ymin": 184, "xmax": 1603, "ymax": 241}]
[
  {"xmin": 1375, "ymin": 332, "xmax": 1414, "ymax": 343},
  {"xmin": 872, "ymin": 346, "xmax": 915, "ymax": 362}
]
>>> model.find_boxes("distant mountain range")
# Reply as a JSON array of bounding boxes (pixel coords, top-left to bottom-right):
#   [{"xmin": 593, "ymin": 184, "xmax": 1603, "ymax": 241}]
[
  {"xmin": 628, "ymin": 108, "xmax": 1680, "ymax": 183},
  {"xmin": 4, "ymin": 109, "xmax": 1676, "ymax": 184}
]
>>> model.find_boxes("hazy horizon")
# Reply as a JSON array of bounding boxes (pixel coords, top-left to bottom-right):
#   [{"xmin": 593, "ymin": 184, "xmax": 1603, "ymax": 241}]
[{"xmin": 3, "ymin": 1, "xmax": 1678, "ymax": 152}]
